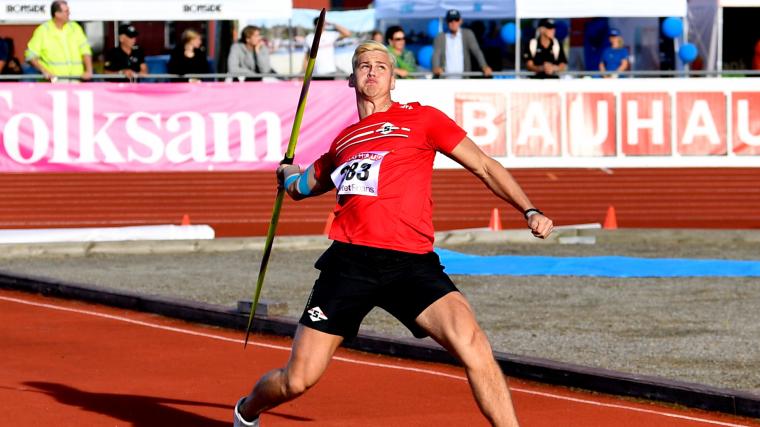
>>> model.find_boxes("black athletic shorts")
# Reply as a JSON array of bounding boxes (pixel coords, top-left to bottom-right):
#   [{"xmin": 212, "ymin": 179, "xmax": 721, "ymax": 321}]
[{"xmin": 299, "ymin": 241, "xmax": 459, "ymax": 339}]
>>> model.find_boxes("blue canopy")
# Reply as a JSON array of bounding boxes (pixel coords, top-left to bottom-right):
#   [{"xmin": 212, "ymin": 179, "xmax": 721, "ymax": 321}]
[
  {"xmin": 374, "ymin": 0, "xmax": 516, "ymax": 20},
  {"xmin": 374, "ymin": 0, "xmax": 686, "ymax": 20}
]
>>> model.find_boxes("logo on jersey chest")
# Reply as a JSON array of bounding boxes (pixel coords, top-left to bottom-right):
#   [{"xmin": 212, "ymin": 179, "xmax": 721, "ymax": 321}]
[{"xmin": 377, "ymin": 122, "xmax": 399, "ymax": 135}]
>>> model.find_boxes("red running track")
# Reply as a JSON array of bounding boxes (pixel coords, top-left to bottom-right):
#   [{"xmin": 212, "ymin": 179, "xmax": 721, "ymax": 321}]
[{"xmin": 2, "ymin": 289, "xmax": 758, "ymax": 427}]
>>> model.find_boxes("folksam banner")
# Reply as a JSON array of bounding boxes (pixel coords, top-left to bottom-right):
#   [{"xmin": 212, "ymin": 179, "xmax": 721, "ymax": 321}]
[{"xmin": 0, "ymin": 82, "xmax": 356, "ymax": 172}]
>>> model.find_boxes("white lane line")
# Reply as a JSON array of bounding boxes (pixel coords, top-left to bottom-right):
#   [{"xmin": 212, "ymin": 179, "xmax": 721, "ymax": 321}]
[{"xmin": 0, "ymin": 295, "xmax": 751, "ymax": 427}]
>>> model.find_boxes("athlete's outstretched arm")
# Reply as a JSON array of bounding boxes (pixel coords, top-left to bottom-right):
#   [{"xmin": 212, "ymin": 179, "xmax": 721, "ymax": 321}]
[
  {"xmin": 447, "ymin": 137, "xmax": 553, "ymax": 239},
  {"xmin": 277, "ymin": 164, "xmax": 333, "ymax": 201}
]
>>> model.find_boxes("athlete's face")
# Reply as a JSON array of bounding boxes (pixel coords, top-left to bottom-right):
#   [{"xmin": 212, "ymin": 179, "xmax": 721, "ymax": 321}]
[{"xmin": 351, "ymin": 50, "xmax": 395, "ymax": 99}]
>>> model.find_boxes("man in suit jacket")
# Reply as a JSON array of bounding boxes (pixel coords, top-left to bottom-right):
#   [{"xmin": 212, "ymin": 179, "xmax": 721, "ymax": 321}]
[{"xmin": 432, "ymin": 9, "xmax": 492, "ymax": 78}]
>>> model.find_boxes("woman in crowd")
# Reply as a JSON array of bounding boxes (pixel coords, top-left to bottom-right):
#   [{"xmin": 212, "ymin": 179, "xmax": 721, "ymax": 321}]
[
  {"xmin": 384, "ymin": 25, "xmax": 416, "ymax": 78},
  {"xmin": 227, "ymin": 25, "xmax": 272, "ymax": 81},
  {"xmin": 168, "ymin": 28, "xmax": 210, "ymax": 81}
]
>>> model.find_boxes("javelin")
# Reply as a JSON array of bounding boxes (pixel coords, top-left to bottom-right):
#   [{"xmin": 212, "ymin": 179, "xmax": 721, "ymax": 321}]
[{"xmin": 243, "ymin": 8, "xmax": 326, "ymax": 348}]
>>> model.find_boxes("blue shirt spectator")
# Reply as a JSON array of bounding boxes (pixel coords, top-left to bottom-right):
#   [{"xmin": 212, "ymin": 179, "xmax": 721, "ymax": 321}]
[{"xmin": 599, "ymin": 29, "xmax": 629, "ymax": 77}]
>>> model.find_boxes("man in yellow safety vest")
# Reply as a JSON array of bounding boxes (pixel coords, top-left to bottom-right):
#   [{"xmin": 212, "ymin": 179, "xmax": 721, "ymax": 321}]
[{"xmin": 25, "ymin": 0, "xmax": 93, "ymax": 81}]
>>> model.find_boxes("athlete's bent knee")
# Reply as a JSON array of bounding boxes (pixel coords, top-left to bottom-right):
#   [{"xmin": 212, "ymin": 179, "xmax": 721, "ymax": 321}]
[
  {"xmin": 283, "ymin": 374, "xmax": 312, "ymax": 398},
  {"xmin": 454, "ymin": 327, "xmax": 493, "ymax": 363}
]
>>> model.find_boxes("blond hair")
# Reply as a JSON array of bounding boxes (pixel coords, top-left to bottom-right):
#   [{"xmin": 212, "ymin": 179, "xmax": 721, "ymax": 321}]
[
  {"xmin": 181, "ymin": 28, "xmax": 202, "ymax": 47},
  {"xmin": 351, "ymin": 40, "xmax": 396, "ymax": 72}
]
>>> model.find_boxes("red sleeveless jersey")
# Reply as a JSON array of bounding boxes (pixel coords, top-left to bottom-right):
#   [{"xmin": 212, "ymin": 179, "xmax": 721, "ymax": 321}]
[{"xmin": 312, "ymin": 102, "xmax": 466, "ymax": 254}]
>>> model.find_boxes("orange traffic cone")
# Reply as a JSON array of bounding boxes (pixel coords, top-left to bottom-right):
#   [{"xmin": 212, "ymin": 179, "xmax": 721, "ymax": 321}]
[
  {"xmin": 603, "ymin": 206, "xmax": 618, "ymax": 229},
  {"xmin": 323, "ymin": 212, "xmax": 335, "ymax": 235},
  {"xmin": 181, "ymin": 214, "xmax": 191, "ymax": 226},
  {"xmin": 489, "ymin": 208, "xmax": 502, "ymax": 231}
]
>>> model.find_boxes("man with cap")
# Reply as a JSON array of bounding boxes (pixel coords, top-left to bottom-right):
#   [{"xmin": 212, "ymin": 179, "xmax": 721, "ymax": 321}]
[
  {"xmin": 524, "ymin": 18, "xmax": 567, "ymax": 79},
  {"xmin": 104, "ymin": 23, "xmax": 147, "ymax": 82},
  {"xmin": 432, "ymin": 9, "xmax": 492, "ymax": 78},
  {"xmin": 598, "ymin": 28, "xmax": 629, "ymax": 78}
]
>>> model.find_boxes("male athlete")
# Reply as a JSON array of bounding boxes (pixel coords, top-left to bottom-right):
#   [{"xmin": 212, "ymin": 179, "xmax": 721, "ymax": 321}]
[{"xmin": 234, "ymin": 40, "xmax": 553, "ymax": 427}]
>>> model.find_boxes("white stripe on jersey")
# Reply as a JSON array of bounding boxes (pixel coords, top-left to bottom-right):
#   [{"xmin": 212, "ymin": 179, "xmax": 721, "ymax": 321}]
[
  {"xmin": 334, "ymin": 123, "xmax": 382, "ymax": 151},
  {"xmin": 336, "ymin": 133, "xmax": 409, "ymax": 156}
]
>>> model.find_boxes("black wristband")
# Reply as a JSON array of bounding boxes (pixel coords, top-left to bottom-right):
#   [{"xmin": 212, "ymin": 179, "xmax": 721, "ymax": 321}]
[{"xmin": 523, "ymin": 208, "xmax": 543, "ymax": 220}]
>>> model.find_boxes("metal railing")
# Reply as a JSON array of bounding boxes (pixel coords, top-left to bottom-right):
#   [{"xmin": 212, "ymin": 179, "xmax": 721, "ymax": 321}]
[{"xmin": 1, "ymin": 69, "xmax": 759, "ymax": 82}]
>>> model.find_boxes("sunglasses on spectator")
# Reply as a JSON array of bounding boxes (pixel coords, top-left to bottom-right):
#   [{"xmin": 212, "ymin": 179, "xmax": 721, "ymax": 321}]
[{"xmin": 392, "ymin": 36, "xmax": 405, "ymax": 41}]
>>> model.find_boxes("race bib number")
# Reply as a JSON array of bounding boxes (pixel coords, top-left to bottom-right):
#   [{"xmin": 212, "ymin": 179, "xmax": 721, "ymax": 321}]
[{"xmin": 330, "ymin": 151, "xmax": 388, "ymax": 196}]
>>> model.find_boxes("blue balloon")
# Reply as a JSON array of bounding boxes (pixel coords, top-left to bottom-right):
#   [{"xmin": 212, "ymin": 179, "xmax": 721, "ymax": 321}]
[
  {"xmin": 555, "ymin": 20, "xmax": 569, "ymax": 41},
  {"xmin": 661, "ymin": 17, "xmax": 683, "ymax": 39},
  {"xmin": 426, "ymin": 19, "xmax": 440, "ymax": 39},
  {"xmin": 417, "ymin": 45, "xmax": 434, "ymax": 69},
  {"xmin": 500, "ymin": 22, "xmax": 516, "ymax": 44},
  {"xmin": 678, "ymin": 43, "xmax": 698, "ymax": 63}
]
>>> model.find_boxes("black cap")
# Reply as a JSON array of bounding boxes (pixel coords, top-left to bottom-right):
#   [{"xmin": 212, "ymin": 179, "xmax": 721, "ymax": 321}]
[
  {"xmin": 538, "ymin": 18, "xmax": 556, "ymax": 29},
  {"xmin": 118, "ymin": 24, "xmax": 138, "ymax": 37},
  {"xmin": 445, "ymin": 9, "xmax": 461, "ymax": 22}
]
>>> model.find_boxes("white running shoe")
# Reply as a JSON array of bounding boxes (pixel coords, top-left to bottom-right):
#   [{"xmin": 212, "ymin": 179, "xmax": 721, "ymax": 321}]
[{"xmin": 234, "ymin": 397, "xmax": 259, "ymax": 427}]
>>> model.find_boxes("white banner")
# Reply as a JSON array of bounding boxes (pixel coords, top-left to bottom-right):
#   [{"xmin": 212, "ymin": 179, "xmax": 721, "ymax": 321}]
[{"xmin": 0, "ymin": 0, "xmax": 292, "ymax": 22}]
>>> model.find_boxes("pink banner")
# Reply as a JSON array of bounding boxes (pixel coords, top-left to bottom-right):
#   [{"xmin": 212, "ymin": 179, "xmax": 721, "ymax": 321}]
[{"xmin": 0, "ymin": 82, "xmax": 358, "ymax": 172}]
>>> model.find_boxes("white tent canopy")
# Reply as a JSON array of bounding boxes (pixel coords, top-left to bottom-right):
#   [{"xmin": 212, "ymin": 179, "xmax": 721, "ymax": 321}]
[
  {"xmin": 718, "ymin": 0, "xmax": 760, "ymax": 5},
  {"xmin": 0, "ymin": 0, "xmax": 292, "ymax": 22},
  {"xmin": 374, "ymin": 0, "xmax": 515, "ymax": 20},
  {"xmin": 515, "ymin": 0, "xmax": 687, "ymax": 18},
  {"xmin": 249, "ymin": 8, "xmax": 376, "ymax": 32}
]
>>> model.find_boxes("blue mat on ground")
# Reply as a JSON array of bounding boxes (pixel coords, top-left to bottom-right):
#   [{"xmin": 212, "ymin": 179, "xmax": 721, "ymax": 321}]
[{"xmin": 434, "ymin": 248, "xmax": 760, "ymax": 277}]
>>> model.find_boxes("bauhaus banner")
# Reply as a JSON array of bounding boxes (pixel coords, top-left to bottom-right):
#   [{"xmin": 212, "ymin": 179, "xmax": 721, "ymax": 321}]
[
  {"xmin": 0, "ymin": 82, "xmax": 356, "ymax": 172},
  {"xmin": 393, "ymin": 78, "xmax": 760, "ymax": 168}
]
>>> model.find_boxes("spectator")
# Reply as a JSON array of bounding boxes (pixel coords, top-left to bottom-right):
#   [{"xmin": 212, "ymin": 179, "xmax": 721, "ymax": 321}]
[
  {"xmin": 303, "ymin": 18, "xmax": 352, "ymax": 80},
  {"xmin": 432, "ymin": 9, "xmax": 492, "ymax": 78},
  {"xmin": 103, "ymin": 24, "xmax": 147, "ymax": 82},
  {"xmin": 0, "ymin": 38, "xmax": 8, "ymax": 73},
  {"xmin": 371, "ymin": 30, "xmax": 383, "ymax": 43},
  {"xmin": 524, "ymin": 18, "xmax": 567, "ymax": 79},
  {"xmin": 168, "ymin": 28, "xmax": 210, "ymax": 82},
  {"xmin": 227, "ymin": 25, "xmax": 272, "ymax": 81},
  {"xmin": 0, "ymin": 38, "xmax": 22, "ymax": 75},
  {"xmin": 25, "ymin": 0, "xmax": 93, "ymax": 82},
  {"xmin": 599, "ymin": 28, "xmax": 629, "ymax": 78},
  {"xmin": 482, "ymin": 22, "xmax": 510, "ymax": 71},
  {"xmin": 384, "ymin": 25, "xmax": 416, "ymax": 78}
]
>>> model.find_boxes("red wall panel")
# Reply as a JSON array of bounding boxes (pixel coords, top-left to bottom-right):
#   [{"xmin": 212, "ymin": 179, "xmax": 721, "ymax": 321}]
[{"xmin": 1, "ymin": 168, "xmax": 758, "ymax": 237}]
